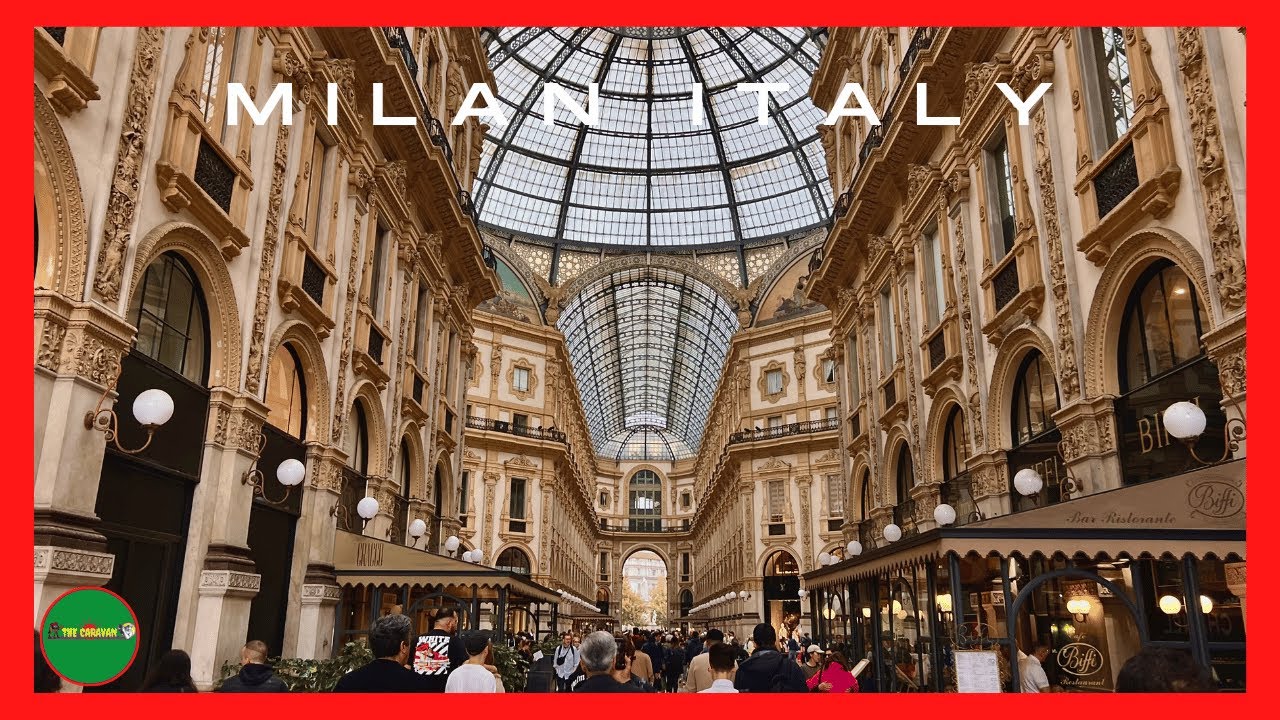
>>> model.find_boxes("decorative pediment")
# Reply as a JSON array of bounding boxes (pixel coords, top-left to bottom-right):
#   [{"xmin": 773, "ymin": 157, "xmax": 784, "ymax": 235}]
[
  {"xmin": 462, "ymin": 448, "xmax": 483, "ymax": 461},
  {"xmin": 812, "ymin": 448, "xmax": 841, "ymax": 465},
  {"xmin": 505, "ymin": 454, "xmax": 538, "ymax": 469},
  {"xmin": 757, "ymin": 457, "xmax": 791, "ymax": 472}
]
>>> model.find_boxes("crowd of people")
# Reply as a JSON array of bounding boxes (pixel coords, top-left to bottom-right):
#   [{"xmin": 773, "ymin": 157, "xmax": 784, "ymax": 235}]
[{"xmin": 35, "ymin": 615, "xmax": 1219, "ymax": 693}]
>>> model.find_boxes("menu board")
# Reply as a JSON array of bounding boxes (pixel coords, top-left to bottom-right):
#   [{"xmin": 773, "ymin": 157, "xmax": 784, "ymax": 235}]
[{"xmin": 955, "ymin": 650, "xmax": 1002, "ymax": 693}]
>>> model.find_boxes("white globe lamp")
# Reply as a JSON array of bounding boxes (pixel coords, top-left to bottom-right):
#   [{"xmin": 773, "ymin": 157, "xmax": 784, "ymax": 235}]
[
  {"xmin": 276, "ymin": 458, "xmax": 306, "ymax": 487},
  {"xmin": 883, "ymin": 523, "xmax": 902, "ymax": 543},
  {"xmin": 846, "ymin": 540, "xmax": 863, "ymax": 556},
  {"xmin": 407, "ymin": 518, "xmax": 427, "ymax": 539},
  {"xmin": 818, "ymin": 552, "xmax": 832, "ymax": 566},
  {"xmin": 133, "ymin": 388, "xmax": 175, "ymax": 427},
  {"xmin": 356, "ymin": 496, "xmax": 380, "ymax": 520},
  {"xmin": 444, "ymin": 535, "xmax": 461, "ymax": 553},
  {"xmin": 1013, "ymin": 468, "xmax": 1044, "ymax": 496},
  {"xmin": 1164, "ymin": 401, "xmax": 1207, "ymax": 440},
  {"xmin": 933, "ymin": 503, "xmax": 957, "ymax": 526}
]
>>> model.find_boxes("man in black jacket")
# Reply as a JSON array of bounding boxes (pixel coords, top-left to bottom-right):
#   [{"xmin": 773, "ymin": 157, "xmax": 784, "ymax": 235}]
[
  {"xmin": 732, "ymin": 623, "xmax": 808, "ymax": 692},
  {"xmin": 334, "ymin": 614, "xmax": 434, "ymax": 692},
  {"xmin": 684, "ymin": 631, "xmax": 703, "ymax": 664},
  {"xmin": 217, "ymin": 640, "xmax": 288, "ymax": 692}
]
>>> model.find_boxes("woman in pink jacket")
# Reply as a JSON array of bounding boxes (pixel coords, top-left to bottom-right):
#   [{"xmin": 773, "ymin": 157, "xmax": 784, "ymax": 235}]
[{"xmin": 806, "ymin": 650, "xmax": 859, "ymax": 693}]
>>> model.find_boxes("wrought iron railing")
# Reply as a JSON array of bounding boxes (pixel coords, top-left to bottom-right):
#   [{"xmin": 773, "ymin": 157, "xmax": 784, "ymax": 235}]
[
  {"xmin": 993, "ymin": 258, "xmax": 1020, "ymax": 310},
  {"xmin": 458, "ymin": 189, "xmax": 475, "ymax": 218},
  {"xmin": 940, "ymin": 472, "xmax": 979, "ymax": 526},
  {"xmin": 927, "ymin": 331, "xmax": 947, "ymax": 371},
  {"xmin": 386, "ymin": 493, "xmax": 408, "ymax": 541},
  {"xmin": 337, "ymin": 467, "xmax": 366, "ymax": 533},
  {"xmin": 598, "ymin": 519, "xmax": 690, "ymax": 534},
  {"xmin": 1094, "ymin": 141, "xmax": 1139, "ymax": 218},
  {"xmin": 301, "ymin": 253, "xmax": 327, "ymax": 307},
  {"xmin": 194, "ymin": 138, "xmax": 235, "ymax": 212},
  {"xmin": 367, "ymin": 324, "xmax": 385, "ymax": 366},
  {"xmin": 883, "ymin": 378, "xmax": 898, "ymax": 410},
  {"xmin": 834, "ymin": 191, "xmax": 852, "ymax": 219},
  {"xmin": 465, "ymin": 415, "xmax": 567, "ymax": 443},
  {"xmin": 893, "ymin": 499, "xmax": 917, "ymax": 533},
  {"xmin": 728, "ymin": 417, "xmax": 839, "ymax": 444},
  {"xmin": 43, "ymin": 27, "xmax": 67, "ymax": 45},
  {"xmin": 381, "ymin": 27, "xmax": 419, "ymax": 81},
  {"xmin": 899, "ymin": 27, "xmax": 938, "ymax": 80}
]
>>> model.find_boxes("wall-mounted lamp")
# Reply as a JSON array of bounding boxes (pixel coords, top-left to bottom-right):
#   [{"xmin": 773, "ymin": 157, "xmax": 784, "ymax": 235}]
[
  {"xmin": 84, "ymin": 366, "xmax": 174, "ymax": 454},
  {"xmin": 407, "ymin": 518, "xmax": 427, "ymax": 546},
  {"xmin": 241, "ymin": 433, "xmax": 305, "ymax": 506},
  {"xmin": 444, "ymin": 535, "xmax": 461, "ymax": 557},
  {"xmin": 883, "ymin": 523, "xmax": 902, "ymax": 542},
  {"xmin": 738, "ymin": 590, "xmax": 750, "ymax": 600},
  {"xmin": 1066, "ymin": 598, "xmax": 1092, "ymax": 623},
  {"xmin": 1164, "ymin": 401, "xmax": 1246, "ymax": 466},
  {"xmin": 332, "ymin": 496, "xmax": 379, "ymax": 531}
]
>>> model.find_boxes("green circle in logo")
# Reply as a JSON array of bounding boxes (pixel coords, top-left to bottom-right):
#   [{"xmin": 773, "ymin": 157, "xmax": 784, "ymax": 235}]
[{"xmin": 40, "ymin": 587, "xmax": 140, "ymax": 686}]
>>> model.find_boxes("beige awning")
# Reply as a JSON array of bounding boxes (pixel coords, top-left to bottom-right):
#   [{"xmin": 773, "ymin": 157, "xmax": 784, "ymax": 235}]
[
  {"xmin": 332, "ymin": 531, "xmax": 562, "ymax": 603},
  {"xmin": 805, "ymin": 462, "xmax": 1246, "ymax": 589}
]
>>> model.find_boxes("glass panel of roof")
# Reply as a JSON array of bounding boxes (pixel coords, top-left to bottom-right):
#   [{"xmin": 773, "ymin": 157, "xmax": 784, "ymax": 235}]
[{"xmin": 474, "ymin": 27, "xmax": 832, "ymax": 248}]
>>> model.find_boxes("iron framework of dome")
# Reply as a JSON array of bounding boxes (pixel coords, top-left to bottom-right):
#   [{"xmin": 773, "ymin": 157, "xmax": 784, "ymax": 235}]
[
  {"xmin": 473, "ymin": 27, "xmax": 832, "ymax": 252},
  {"xmin": 557, "ymin": 266, "xmax": 739, "ymax": 461}
]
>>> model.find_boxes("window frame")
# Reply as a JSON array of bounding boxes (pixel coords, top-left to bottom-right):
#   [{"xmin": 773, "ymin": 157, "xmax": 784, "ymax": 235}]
[{"xmin": 984, "ymin": 130, "xmax": 1018, "ymax": 261}]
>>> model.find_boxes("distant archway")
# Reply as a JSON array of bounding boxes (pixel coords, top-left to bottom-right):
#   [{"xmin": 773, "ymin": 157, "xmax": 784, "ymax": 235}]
[
  {"xmin": 762, "ymin": 549, "xmax": 801, "ymax": 638},
  {"xmin": 620, "ymin": 550, "xmax": 668, "ymax": 630}
]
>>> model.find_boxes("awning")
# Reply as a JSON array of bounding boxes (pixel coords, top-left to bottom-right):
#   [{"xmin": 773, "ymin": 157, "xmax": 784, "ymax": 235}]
[
  {"xmin": 804, "ymin": 461, "xmax": 1245, "ymax": 588},
  {"xmin": 332, "ymin": 531, "xmax": 562, "ymax": 603}
]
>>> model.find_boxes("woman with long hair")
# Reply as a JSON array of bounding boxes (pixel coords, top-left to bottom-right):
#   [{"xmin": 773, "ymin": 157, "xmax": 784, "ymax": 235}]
[
  {"xmin": 806, "ymin": 650, "xmax": 859, "ymax": 693},
  {"xmin": 141, "ymin": 649, "xmax": 198, "ymax": 692}
]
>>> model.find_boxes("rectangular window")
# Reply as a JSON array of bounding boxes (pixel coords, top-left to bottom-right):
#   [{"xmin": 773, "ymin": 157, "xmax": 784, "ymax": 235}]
[
  {"xmin": 768, "ymin": 415, "xmax": 783, "ymax": 429},
  {"xmin": 413, "ymin": 287, "xmax": 430, "ymax": 362},
  {"xmin": 369, "ymin": 226, "xmax": 390, "ymax": 318},
  {"xmin": 680, "ymin": 492, "xmax": 691, "ymax": 509},
  {"xmin": 827, "ymin": 473, "xmax": 847, "ymax": 518},
  {"xmin": 599, "ymin": 490, "xmax": 609, "ymax": 508},
  {"xmin": 768, "ymin": 480, "xmax": 785, "ymax": 521},
  {"xmin": 922, "ymin": 226, "xmax": 945, "ymax": 327},
  {"xmin": 766, "ymin": 368, "xmax": 783, "ymax": 395},
  {"xmin": 513, "ymin": 366, "xmax": 530, "ymax": 393},
  {"xmin": 509, "ymin": 478, "xmax": 526, "ymax": 520},
  {"xmin": 681, "ymin": 553, "xmax": 690, "ymax": 577},
  {"xmin": 1088, "ymin": 27, "xmax": 1135, "ymax": 149},
  {"xmin": 304, "ymin": 134, "xmax": 329, "ymax": 238},
  {"xmin": 847, "ymin": 332, "xmax": 861, "ymax": 404},
  {"xmin": 459, "ymin": 471, "xmax": 469, "ymax": 516},
  {"xmin": 879, "ymin": 284, "xmax": 897, "ymax": 369},
  {"xmin": 512, "ymin": 413, "xmax": 528, "ymax": 428},
  {"xmin": 987, "ymin": 132, "xmax": 1017, "ymax": 259},
  {"xmin": 826, "ymin": 406, "xmax": 839, "ymax": 421},
  {"xmin": 823, "ymin": 358, "xmax": 837, "ymax": 384},
  {"xmin": 599, "ymin": 551, "xmax": 610, "ymax": 581},
  {"xmin": 199, "ymin": 27, "xmax": 233, "ymax": 126}
]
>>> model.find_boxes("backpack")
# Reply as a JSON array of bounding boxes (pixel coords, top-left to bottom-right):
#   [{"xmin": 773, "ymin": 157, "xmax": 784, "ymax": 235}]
[{"xmin": 767, "ymin": 654, "xmax": 794, "ymax": 692}]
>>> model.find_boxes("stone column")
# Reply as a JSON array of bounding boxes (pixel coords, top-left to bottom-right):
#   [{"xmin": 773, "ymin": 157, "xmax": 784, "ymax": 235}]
[
  {"xmin": 1053, "ymin": 397, "xmax": 1122, "ymax": 496},
  {"xmin": 33, "ymin": 294, "xmax": 133, "ymax": 624},
  {"xmin": 1205, "ymin": 315, "xmax": 1246, "ymax": 457},
  {"xmin": 182, "ymin": 391, "xmax": 269, "ymax": 690},
  {"xmin": 968, "ymin": 451, "xmax": 1010, "ymax": 519},
  {"xmin": 290, "ymin": 447, "xmax": 345, "ymax": 659}
]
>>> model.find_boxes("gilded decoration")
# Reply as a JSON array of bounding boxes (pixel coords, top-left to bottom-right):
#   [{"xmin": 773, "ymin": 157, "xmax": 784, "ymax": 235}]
[
  {"xmin": 949, "ymin": 211, "xmax": 985, "ymax": 451},
  {"xmin": 244, "ymin": 123, "xmax": 292, "ymax": 395},
  {"xmin": 34, "ymin": 87, "xmax": 89, "ymax": 299},
  {"xmin": 1031, "ymin": 107, "xmax": 1082, "ymax": 402},
  {"xmin": 757, "ymin": 360, "xmax": 791, "ymax": 404},
  {"xmin": 92, "ymin": 27, "xmax": 165, "ymax": 303},
  {"xmin": 507, "ymin": 358, "xmax": 539, "ymax": 401},
  {"xmin": 1175, "ymin": 27, "xmax": 1246, "ymax": 315}
]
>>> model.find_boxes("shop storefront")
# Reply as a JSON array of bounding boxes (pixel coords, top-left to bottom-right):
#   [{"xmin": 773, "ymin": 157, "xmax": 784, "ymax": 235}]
[
  {"xmin": 803, "ymin": 460, "xmax": 1245, "ymax": 692},
  {"xmin": 332, "ymin": 530, "xmax": 564, "ymax": 648}
]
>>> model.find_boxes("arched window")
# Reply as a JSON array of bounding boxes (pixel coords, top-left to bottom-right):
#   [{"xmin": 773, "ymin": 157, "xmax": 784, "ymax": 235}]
[
  {"xmin": 766, "ymin": 550, "xmax": 799, "ymax": 576},
  {"xmin": 679, "ymin": 589, "xmax": 693, "ymax": 618},
  {"xmin": 628, "ymin": 469, "xmax": 663, "ymax": 532},
  {"xmin": 1116, "ymin": 260, "xmax": 1224, "ymax": 484},
  {"xmin": 399, "ymin": 440, "xmax": 412, "ymax": 498},
  {"xmin": 858, "ymin": 470, "xmax": 871, "ymax": 521},
  {"xmin": 496, "ymin": 547, "xmax": 531, "ymax": 575},
  {"xmin": 265, "ymin": 345, "xmax": 306, "ymax": 437},
  {"xmin": 129, "ymin": 252, "xmax": 209, "ymax": 384},
  {"xmin": 942, "ymin": 406, "xmax": 969, "ymax": 482},
  {"xmin": 1120, "ymin": 261, "xmax": 1210, "ymax": 391},
  {"xmin": 894, "ymin": 443, "xmax": 914, "ymax": 504},
  {"xmin": 1011, "ymin": 350, "xmax": 1060, "ymax": 447},
  {"xmin": 346, "ymin": 403, "xmax": 369, "ymax": 475}
]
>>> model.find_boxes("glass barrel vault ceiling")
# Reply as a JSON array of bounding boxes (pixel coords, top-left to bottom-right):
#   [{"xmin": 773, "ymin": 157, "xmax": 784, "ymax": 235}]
[
  {"xmin": 557, "ymin": 267, "xmax": 740, "ymax": 461},
  {"xmin": 474, "ymin": 27, "xmax": 832, "ymax": 249}
]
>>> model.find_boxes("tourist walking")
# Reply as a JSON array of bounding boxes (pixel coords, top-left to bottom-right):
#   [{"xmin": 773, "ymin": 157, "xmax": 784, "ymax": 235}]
[
  {"xmin": 553, "ymin": 632, "xmax": 580, "ymax": 692},
  {"xmin": 733, "ymin": 623, "xmax": 808, "ymax": 692},
  {"xmin": 216, "ymin": 640, "xmax": 288, "ymax": 692},
  {"xmin": 333, "ymin": 615, "xmax": 434, "ymax": 692},
  {"xmin": 141, "ymin": 649, "xmax": 198, "ymax": 692}
]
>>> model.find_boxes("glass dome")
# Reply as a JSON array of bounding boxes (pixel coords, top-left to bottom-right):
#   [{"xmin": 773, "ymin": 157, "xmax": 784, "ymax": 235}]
[{"xmin": 474, "ymin": 27, "xmax": 832, "ymax": 249}]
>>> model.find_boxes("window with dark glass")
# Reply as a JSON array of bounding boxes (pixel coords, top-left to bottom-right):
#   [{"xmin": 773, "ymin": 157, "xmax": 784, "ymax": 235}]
[
  {"xmin": 859, "ymin": 471, "xmax": 872, "ymax": 521},
  {"xmin": 680, "ymin": 491, "xmax": 691, "ymax": 509},
  {"xmin": 509, "ymin": 478, "xmax": 527, "ymax": 520},
  {"xmin": 1012, "ymin": 350, "xmax": 1060, "ymax": 446},
  {"xmin": 264, "ymin": 344, "xmax": 306, "ymax": 438},
  {"xmin": 1116, "ymin": 260, "xmax": 1224, "ymax": 485},
  {"xmin": 459, "ymin": 470, "xmax": 469, "ymax": 516},
  {"xmin": 413, "ymin": 287, "xmax": 430, "ymax": 362},
  {"xmin": 847, "ymin": 332, "xmax": 861, "ymax": 404},
  {"xmin": 496, "ymin": 547, "xmax": 531, "ymax": 575},
  {"xmin": 369, "ymin": 226, "xmax": 389, "ymax": 319},
  {"xmin": 894, "ymin": 444, "xmax": 914, "ymax": 505},
  {"xmin": 938, "ymin": 406, "xmax": 967, "ymax": 480},
  {"xmin": 599, "ymin": 551, "xmax": 610, "ymax": 581},
  {"xmin": 512, "ymin": 413, "xmax": 529, "ymax": 429},
  {"xmin": 922, "ymin": 226, "xmax": 945, "ymax": 327},
  {"xmin": 399, "ymin": 440, "xmax": 412, "ymax": 498},
  {"xmin": 130, "ymin": 252, "xmax": 210, "ymax": 385},
  {"xmin": 628, "ymin": 470, "xmax": 662, "ymax": 532},
  {"xmin": 879, "ymin": 284, "xmax": 897, "ymax": 368},
  {"xmin": 823, "ymin": 358, "xmax": 837, "ymax": 384},
  {"xmin": 1087, "ymin": 27, "xmax": 1135, "ymax": 149},
  {"xmin": 347, "ymin": 403, "xmax": 369, "ymax": 475},
  {"xmin": 986, "ymin": 132, "xmax": 1017, "ymax": 259}
]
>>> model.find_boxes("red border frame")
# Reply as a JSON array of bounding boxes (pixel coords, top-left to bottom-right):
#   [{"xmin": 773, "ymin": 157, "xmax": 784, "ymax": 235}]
[
  {"xmin": 10, "ymin": 3, "xmax": 1269, "ymax": 713},
  {"xmin": 40, "ymin": 586, "xmax": 142, "ymax": 687}
]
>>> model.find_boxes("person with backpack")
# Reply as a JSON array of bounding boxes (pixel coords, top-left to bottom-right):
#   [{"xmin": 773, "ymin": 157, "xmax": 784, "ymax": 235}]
[
  {"xmin": 732, "ymin": 623, "xmax": 809, "ymax": 692},
  {"xmin": 662, "ymin": 635, "xmax": 684, "ymax": 692}
]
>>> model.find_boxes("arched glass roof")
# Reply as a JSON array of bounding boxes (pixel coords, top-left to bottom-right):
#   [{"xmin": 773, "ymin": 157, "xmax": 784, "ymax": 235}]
[
  {"xmin": 557, "ymin": 266, "xmax": 739, "ymax": 460},
  {"xmin": 474, "ymin": 27, "xmax": 832, "ymax": 249}
]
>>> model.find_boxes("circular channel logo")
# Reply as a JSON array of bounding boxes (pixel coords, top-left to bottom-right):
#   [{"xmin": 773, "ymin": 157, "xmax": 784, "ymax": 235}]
[{"xmin": 40, "ymin": 587, "xmax": 140, "ymax": 686}]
